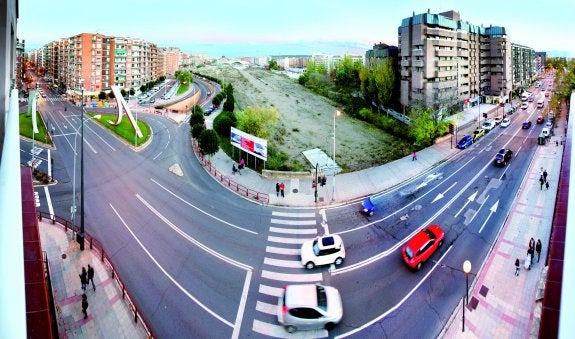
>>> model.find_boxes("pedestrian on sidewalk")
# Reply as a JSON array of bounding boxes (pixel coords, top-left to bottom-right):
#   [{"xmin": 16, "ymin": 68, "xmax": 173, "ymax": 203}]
[
  {"xmin": 275, "ymin": 182, "xmax": 280, "ymax": 197},
  {"xmin": 539, "ymin": 167, "xmax": 544, "ymax": 180},
  {"xmin": 232, "ymin": 163, "xmax": 238, "ymax": 175},
  {"xmin": 546, "ymin": 181, "xmax": 550, "ymax": 190},
  {"xmin": 543, "ymin": 169, "xmax": 548, "ymax": 182},
  {"xmin": 515, "ymin": 258, "xmax": 520, "ymax": 276},
  {"xmin": 412, "ymin": 151, "xmax": 417, "ymax": 161},
  {"xmin": 540, "ymin": 177, "xmax": 545, "ymax": 190},
  {"xmin": 79, "ymin": 267, "xmax": 87, "ymax": 291},
  {"xmin": 529, "ymin": 237, "xmax": 535, "ymax": 251},
  {"xmin": 81, "ymin": 293, "xmax": 89, "ymax": 319},
  {"xmin": 87, "ymin": 264, "xmax": 96, "ymax": 291},
  {"xmin": 280, "ymin": 182, "xmax": 285, "ymax": 198},
  {"xmin": 536, "ymin": 239, "xmax": 542, "ymax": 263}
]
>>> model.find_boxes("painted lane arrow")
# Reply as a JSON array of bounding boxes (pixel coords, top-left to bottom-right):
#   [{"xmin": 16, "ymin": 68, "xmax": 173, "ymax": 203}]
[
  {"xmin": 454, "ymin": 191, "xmax": 478, "ymax": 218},
  {"xmin": 432, "ymin": 182, "xmax": 458, "ymax": 203},
  {"xmin": 479, "ymin": 200, "xmax": 499, "ymax": 234}
]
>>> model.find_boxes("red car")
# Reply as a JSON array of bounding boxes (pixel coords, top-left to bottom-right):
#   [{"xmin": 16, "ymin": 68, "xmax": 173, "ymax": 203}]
[
  {"xmin": 536, "ymin": 115, "xmax": 545, "ymax": 124},
  {"xmin": 402, "ymin": 225, "xmax": 445, "ymax": 271}
]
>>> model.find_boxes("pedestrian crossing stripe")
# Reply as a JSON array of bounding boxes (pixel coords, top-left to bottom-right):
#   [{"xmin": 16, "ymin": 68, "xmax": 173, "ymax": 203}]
[
  {"xmin": 259, "ymin": 284, "xmax": 283, "ymax": 297},
  {"xmin": 267, "ymin": 236, "xmax": 312, "ymax": 245},
  {"xmin": 271, "ymin": 218, "xmax": 316, "ymax": 225},
  {"xmin": 265, "ymin": 246, "xmax": 299, "ymax": 256},
  {"xmin": 269, "ymin": 227, "xmax": 317, "ymax": 235},
  {"xmin": 256, "ymin": 301, "xmax": 277, "ymax": 315},
  {"xmin": 261, "ymin": 270, "xmax": 322, "ymax": 283},
  {"xmin": 271, "ymin": 211, "xmax": 316, "ymax": 218},
  {"xmin": 263, "ymin": 257, "xmax": 302, "ymax": 268}
]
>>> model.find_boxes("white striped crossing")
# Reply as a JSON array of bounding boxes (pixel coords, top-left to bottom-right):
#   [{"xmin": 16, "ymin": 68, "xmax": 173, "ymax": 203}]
[
  {"xmin": 269, "ymin": 226, "xmax": 317, "ymax": 235},
  {"xmin": 264, "ymin": 257, "xmax": 303, "ymax": 268},
  {"xmin": 256, "ymin": 300, "xmax": 277, "ymax": 315},
  {"xmin": 271, "ymin": 218, "xmax": 317, "ymax": 225},
  {"xmin": 259, "ymin": 284, "xmax": 284, "ymax": 297},
  {"xmin": 261, "ymin": 270, "xmax": 322, "ymax": 283},
  {"xmin": 267, "ymin": 236, "xmax": 312, "ymax": 245},
  {"xmin": 271, "ymin": 211, "xmax": 316, "ymax": 218},
  {"xmin": 266, "ymin": 246, "xmax": 300, "ymax": 256}
]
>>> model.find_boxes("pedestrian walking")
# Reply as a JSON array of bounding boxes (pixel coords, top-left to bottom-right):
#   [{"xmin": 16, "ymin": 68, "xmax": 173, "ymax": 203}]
[
  {"xmin": 545, "ymin": 181, "xmax": 550, "ymax": 190},
  {"xmin": 412, "ymin": 151, "xmax": 417, "ymax": 161},
  {"xmin": 536, "ymin": 239, "xmax": 542, "ymax": 263},
  {"xmin": 87, "ymin": 264, "xmax": 96, "ymax": 291},
  {"xmin": 275, "ymin": 182, "xmax": 280, "ymax": 197},
  {"xmin": 79, "ymin": 267, "xmax": 87, "ymax": 291},
  {"xmin": 529, "ymin": 237, "xmax": 535, "ymax": 251},
  {"xmin": 527, "ymin": 248, "xmax": 534, "ymax": 270},
  {"xmin": 81, "ymin": 294, "xmax": 88, "ymax": 319},
  {"xmin": 539, "ymin": 167, "xmax": 544, "ymax": 181},
  {"xmin": 280, "ymin": 182, "xmax": 285, "ymax": 198},
  {"xmin": 515, "ymin": 258, "xmax": 520, "ymax": 276},
  {"xmin": 539, "ymin": 177, "xmax": 545, "ymax": 190},
  {"xmin": 556, "ymin": 140, "xmax": 559, "ymax": 146},
  {"xmin": 543, "ymin": 169, "xmax": 548, "ymax": 182}
]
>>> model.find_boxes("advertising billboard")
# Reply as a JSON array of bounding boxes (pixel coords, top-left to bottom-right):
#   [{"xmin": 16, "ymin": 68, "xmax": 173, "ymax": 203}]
[{"xmin": 230, "ymin": 127, "xmax": 267, "ymax": 161}]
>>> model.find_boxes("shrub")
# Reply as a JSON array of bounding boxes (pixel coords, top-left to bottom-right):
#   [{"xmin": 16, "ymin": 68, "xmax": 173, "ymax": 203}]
[
  {"xmin": 213, "ymin": 111, "xmax": 237, "ymax": 136},
  {"xmin": 191, "ymin": 123, "xmax": 205, "ymax": 139}
]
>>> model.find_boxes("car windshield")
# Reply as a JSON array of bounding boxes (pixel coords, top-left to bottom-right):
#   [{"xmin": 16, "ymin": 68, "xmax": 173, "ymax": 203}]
[
  {"xmin": 424, "ymin": 228, "xmax": 436, "ymax": 239},
  {"xmin": 316, "ymin": 285, "xmax": 327, "ymax": 311},
  {"xmin": 313, "ymin": 239, "xmax": 320, "ymax": 256},
  {"xmin": 405, "ymin": 246, "xmax": 414, "ymax": 259}
]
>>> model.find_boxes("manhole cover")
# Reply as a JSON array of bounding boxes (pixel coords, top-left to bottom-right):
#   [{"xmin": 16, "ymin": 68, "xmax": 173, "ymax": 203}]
[
  {"xmin": 61, "ymin": 253, "xmax": 67, "ymax": 259},
  {"xmin": 292, "ymin": 188, "xmax": 298, "ymax": 193},
  {"xmin": 479, "ymin": 285, "xmax": 489, "ymax": 298}
]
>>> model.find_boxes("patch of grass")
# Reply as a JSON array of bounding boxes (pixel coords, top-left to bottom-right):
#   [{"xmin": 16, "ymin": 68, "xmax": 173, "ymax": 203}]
[
  {"xmin": 19, "ymin": 112, "xmax": 52, "ymax": 145},
  {"xmin": 177, "ymin": 83, "xmax": 190, "ymax": 95},
  {"xmin": 89, "ymin": 113, "xmax": 150, "ymax": 146}
]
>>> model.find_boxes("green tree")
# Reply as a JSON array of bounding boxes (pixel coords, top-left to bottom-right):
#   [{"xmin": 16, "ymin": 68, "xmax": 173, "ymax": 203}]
[
  {"xmin": 269, "ymin": 59, "xmax": 280, "ymax": 70},
  {"xmin": 189, "ymin": 110, "xmax": 205, "ymax": 128},
  {"xmin": 408, "ymin": 107, "xmax": 449, "ymax": 147},
  {"xmin": 159, "ymin": 75, "xmax": 166, "ymax": 82},
  {"xmin": 175, "ymin": 70, "xmax": 192, "ymax": 85},
  {"xmin": 198, "ymin": 129, "xmax": 219, "ymax": 157},
  {"xmin": 108, "ymin": 91, "xmax": 115, "ymax": 99},
  {"xmin": 212, "ymin": 95, "xmax": 222, "ymax": 107},
  {"xmin": 98, "ymin": 91, "xmax": 106, "ymax": 100},
  {"xmin": 333, "ymin": 55, "xmax": 362, "ymax": 94},
  {"xmin": 140, "ymin": 84, "xmax": 147, "ymax": 92},
  {"xmin": 191, "ymin": 123, "xmax": 205, "ymax": 139},
  {"xmin": 129, "ymin": 88, "xmax": 135, "ymax": 96},
  {"xmin": 224, "ymin": 83, "xmax": 234, "ymax": 97},
  {"xmin": 223, "ymin": 92, "xmax": 235, "ymax": 112},
  {"xmin": 360, "ymin": 58, "xmax": 395, "ymax": 108},
  {"xmin": 213, "ymin": 111, "xmax": 237, "ymax": 136},
  {"xmin": 236, "ymin": 106, "xmax": 279, "ymax": 139},
  {"xmin": 120, "ymin": 88, "xmax": 127, "ymax": 98},
  {"xmin": 191, "ymin": 104, "xmax": 204, "ymax": 115}
]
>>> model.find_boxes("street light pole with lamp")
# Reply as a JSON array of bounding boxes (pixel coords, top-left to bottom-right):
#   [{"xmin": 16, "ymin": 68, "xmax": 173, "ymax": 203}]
[{"xmin": 462, "ymin": 260, "xmax": 472, "ymax": 332}]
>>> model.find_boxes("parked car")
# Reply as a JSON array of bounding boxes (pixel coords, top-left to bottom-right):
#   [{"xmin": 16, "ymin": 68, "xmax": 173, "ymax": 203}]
[
  {"xmin": 203, "ymin": 107, "xmax": 214, "ymax": 116},
  {"xmin": 528, "ymin": 96, "xmax": 534, "ymax": 102},
  {"xmin": 277, "ymin": 284, "xmax": 343, "ymax": 333},
  {"xmin": 401, "ymin": 225, "xmax": 445, "ymax": 271},
  {"xmin": 472, "ymin": 128, "xmax": 486, "ymax": 141},
  {"xmin": 301, "ymin": 235, "xmax": 345, "ymax": 269},
  {"xmin": 494, "ymin": 149, "xmax": 513, "ymax": 166},
  {"xmin": 494, "ymin": 117, "xmax": 503, "ymax": 125},
  {"xmin": 545, "ymin": 121, "xmax": 553, "ymax": 129},
  {"xmin": 522, "ymin": 121, "xmax": 532, "ymax": 129},
  {"xmin": 457, "ymin": 135, "xmax": 474, "ymax": 149},
  {"xmin": 521, "ymin": 102, "xmax": 529, "ymax": 109},
  {"xmin": 542, "ymin": 127, "xmax": 551, "ymax": 138},
  {"xmin": 536, "ymin": 115, "xmax": 545, "ymax": 124},
  {"xmin": 482, "ymin": 119, "xmax": 496, "ymax": 131},
  {"xmin": 500, "ymin": 118, "xmax": 511, "ymax": 127}
]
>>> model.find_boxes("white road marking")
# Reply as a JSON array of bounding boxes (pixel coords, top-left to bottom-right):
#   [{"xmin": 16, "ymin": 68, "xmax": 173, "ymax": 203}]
[
  {"xmin": 152, "ymin": 152, "xmax": 162, "ymax": 160},
  {"xmin": 479, "ymin": 200, "xmax": 499, "ymax": 234},
  {"xmin": 266, "ymin": 246, "xmax": 300, "ymax": 256},
  {"xmin": 271, "ymin": 218, "xmax": 316, "ymax": 225},
  {"xmin": 259, "ymin": 284, "xmax": 284, "ymax": 297},
  {"xmin": 336, "ymin": 246, "xmax": 453, "ymax": 338},
  {"xmin": 454, "ymin": 191, "xmax": 478, "ymax": 218},
  {"xmin": 151, "ymin": 178, "xmax": 258, "ymax": 235},
  {"xmin": 255, "ymin": 301, "xmax": 277, "ymax": 315},
  {"xmin": 83, "ymin": 138, "xmax": 98, "ymax": 154},
  {"xmin": 85, "ymin": 122, "xmax": 117, "ymax": 151},
  {"xmin": 44, "ymin": 186, "xmax": 54, "ymax": 219},
  {"xmin": 231, "ymin": 270, "xmax": 252, "ymax": 339},
  {"xmin": 267, "ymin": 236, "xmax": 312, "ymax": 245},
  {"xmin": 109, "ymin": 203, "xmax": 235, "ymax": 328},
  {"xmin": 261, "ymin": 270, "xmax": 322, "ymax": 283},
  {"xmin": 269, "ymin": 227, "xmax": 317, "ymax": 235},
  {"xmin": 469, "ymin": 195, "xmax": 489, "ymax": 225},
  {"xmin": 264, "ymin": 257, "xmax": 302, "ymax": 268},
  {"xmin": 272, "ymin": 211, "xmax": 316, "ymax": 218},
  {"xmin": 253, "ymin": 319, "xmax": 327, "ymax": 338}
]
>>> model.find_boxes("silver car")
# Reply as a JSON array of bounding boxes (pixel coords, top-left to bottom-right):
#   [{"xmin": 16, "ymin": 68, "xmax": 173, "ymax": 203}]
[{"xmin": 277, "ymin": 284, "xmax": 343, "ymax": 333}]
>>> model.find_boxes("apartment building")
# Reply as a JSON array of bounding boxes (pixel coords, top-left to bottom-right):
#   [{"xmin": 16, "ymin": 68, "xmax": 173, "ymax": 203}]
[
  {"xmin": 512, "ymin": 43, "xmax": 536, "ymax": 89},
  {"xmin": 160, "ymin": 47, "xmax": 182, "ymax": 75},
  {"xmin": 398, "ymin": 10, "xmax": 512, "ymax": 110}
]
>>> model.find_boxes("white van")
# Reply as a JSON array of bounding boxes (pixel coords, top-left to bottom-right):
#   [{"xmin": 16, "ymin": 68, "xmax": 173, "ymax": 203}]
[
  {"xmin": 542, "ymin": 127, "xmax": 550, "ymax": 138},
  {"xmin": 537, "ymin": 98, "xmax": 544, "ymax": 108}
]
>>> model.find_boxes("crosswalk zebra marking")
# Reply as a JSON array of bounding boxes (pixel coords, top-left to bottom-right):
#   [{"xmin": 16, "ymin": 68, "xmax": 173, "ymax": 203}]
[
  {"xmin": 261, "ymin": 270, "xmax": 322, "ymax": 283},
  {"xmin": 271, "ymin": 211, "xmax": 316, "ymax": 218},
  {"xmin": 269, "ymin": 227, "xmax": 317, "ymax": 235},
  {"xmin": 266, "ymin": 246, "xmax": 300, "ymax": 256},
  {"xmin": 256, "ymin": 300, "xmax": 277, "ymax": 316},
  {"xmin": 271, "ymin": 218, "xmax": 317, "ymax": 225},
  {"xmin": 259, "ymin": 284, "xmax": 284, "ymax": 297},
  {"xmin": 267, "ymin": 236, "xmax": 312, "ymax": 245},
  {"xmin": 264, "ymin": 257, "xmax": 303, "ymax": 268}
]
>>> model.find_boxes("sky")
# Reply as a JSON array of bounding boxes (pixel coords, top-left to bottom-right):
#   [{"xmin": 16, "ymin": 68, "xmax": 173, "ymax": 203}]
[{"xmin": 19, "ymin": 0, "xmax": 575, "ymax": 58}]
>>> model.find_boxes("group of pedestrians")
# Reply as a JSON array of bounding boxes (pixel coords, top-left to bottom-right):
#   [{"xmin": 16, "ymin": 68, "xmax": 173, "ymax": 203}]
[
  {"xmin": 515, "ymin": 238, "xmax": 542, "ymax": 276},
  {"xmin": 78, "ymin": 265, "xmax": 96, "ymax": 319},
  {"xmin": 539, "ymin": 167, "xmax": 550, "ymax": 190},
  {"xmin": 232, "ymin": 158, "xmax": 245, "ymax": 175},
  {"xmin": 275, "ymin": 182, "xmax": 285, "ymax": 197}
]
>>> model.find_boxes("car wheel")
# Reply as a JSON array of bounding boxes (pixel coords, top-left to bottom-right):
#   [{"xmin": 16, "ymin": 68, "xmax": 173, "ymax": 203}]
[
  {"xmin": 438, "ymin": 240, "xmax": 443, "ymax": 248},
  {"xmin": 305, "ymin": 262, "xmax": 315, "ymax": 270},
  {"xmin": 335, "ymin": 257, "xmax": 343, "ymax": 265},
  {"xmin": 286, "ymin": 325, "xmax": 297, "ymax": 333},
  {"xmin": 416, "ymin": 262, "xmax": 422, "ymax": 271},
  {"xmin": 369, "ymin": 211, "xmax": 374, "ymax": 217},
  {"xmin": 325, "ymin": 322, "xmax": 335, "ymax": 331}
]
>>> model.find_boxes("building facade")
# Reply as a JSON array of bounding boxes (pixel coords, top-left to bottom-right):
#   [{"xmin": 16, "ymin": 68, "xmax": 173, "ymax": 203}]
[
  {"xmin": 511, "ymin": 43, "xmax": 536, "ymax": 90},
  {"xmin": 160, "ymin": 47, "xmax": 182, "ymax": 75},
  {"xmin": 398, "ymin": 10, "xmax": 513, "ymax": 110}
]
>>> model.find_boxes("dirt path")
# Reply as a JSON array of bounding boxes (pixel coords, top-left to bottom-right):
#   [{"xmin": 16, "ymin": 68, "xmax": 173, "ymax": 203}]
[{"xmin": 197, "ymin": 65, "xmax": 411, "ymax": 172}]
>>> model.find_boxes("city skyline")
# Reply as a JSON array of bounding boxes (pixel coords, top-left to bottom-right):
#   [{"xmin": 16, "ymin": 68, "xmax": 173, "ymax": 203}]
[{"xmin": 20, "ymin": 0, "xmax": 575, "ymax": 58}]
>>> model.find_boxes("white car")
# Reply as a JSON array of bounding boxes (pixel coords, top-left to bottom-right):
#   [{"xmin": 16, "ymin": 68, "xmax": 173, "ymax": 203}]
[
  {"xmin": 482, "ymin": 119, "xmax": 496, "ymax": 131},
  {"xmin": 500, "ymin": 118, "xmax": 511, "ymax": 128},
  {"xmin": 300, "ymin": 235, "xmax": 345, "ymax": 269}
]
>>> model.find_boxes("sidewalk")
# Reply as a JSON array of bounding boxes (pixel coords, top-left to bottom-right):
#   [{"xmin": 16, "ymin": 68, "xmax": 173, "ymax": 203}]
[
  {"xmin": 39, "ymin": 220, "xmax": 149, "ymax": 338},
  {"xmin": 441, "ymin": 111, "xmax": 566, "ymax": 338},
  {"xmin": 208, "ymin": 103, "xmax": 499, "ymax": 207}
]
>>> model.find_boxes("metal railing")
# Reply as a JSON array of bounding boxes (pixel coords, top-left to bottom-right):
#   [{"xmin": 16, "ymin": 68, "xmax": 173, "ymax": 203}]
[
  {"xmin": 37, "ymin": 212, "xmax": 155, "ymax": 338},
  {"xmin": 192, "ymin": 141, "xmax": 270, "ymax": 204}
]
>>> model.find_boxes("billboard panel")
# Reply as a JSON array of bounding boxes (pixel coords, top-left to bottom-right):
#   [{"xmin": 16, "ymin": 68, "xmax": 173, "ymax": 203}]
[{"xmin": 230, "ymin": 127, "xmax": 267, "ymax": 161}]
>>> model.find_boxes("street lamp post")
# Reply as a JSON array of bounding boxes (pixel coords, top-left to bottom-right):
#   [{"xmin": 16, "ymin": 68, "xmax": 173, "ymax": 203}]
[
  {"xmin": 332, "ymin": 110, "xmax": 340, "ymax": 201},
  {"xmin": 77, "ymin": 80, "xmax": 85, "ymax": 250},
  {"xmin": 462, "ymin": 260, "xmax": 472, "ymax": 332}
]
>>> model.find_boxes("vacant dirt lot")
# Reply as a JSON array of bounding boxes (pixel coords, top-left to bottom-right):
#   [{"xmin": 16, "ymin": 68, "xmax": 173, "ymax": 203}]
[{"xmin": 197, "ymin": 65, "xmax": 411, "ymax": 172}]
